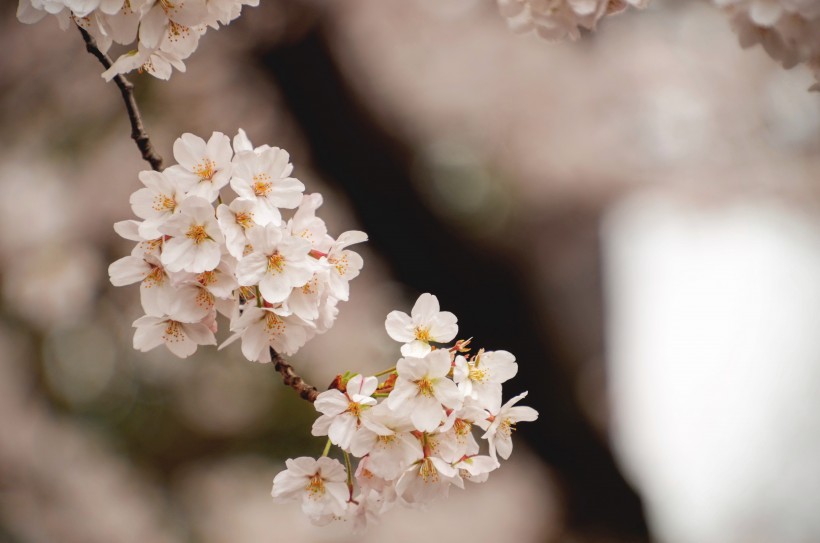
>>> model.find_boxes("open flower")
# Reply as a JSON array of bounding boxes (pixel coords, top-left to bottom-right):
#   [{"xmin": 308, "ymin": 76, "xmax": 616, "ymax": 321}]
[
  {"xmin": 271, "ymin": 456, "xmax": 349, "ymax": 525},
  {"xmin": 159, "ymin": 196, "xmax": 224, "ymax": 273},
  {"xmin": 387, "ymin": 349, "xmax": 463, "ymax": 432},
  {"xmin": 132, "ymin": 311, "xmax": 216, "ymax": 358},
  {"xmin": 230, "ymin": 146, "xmax": 304, "ymax": 226},
  {"xmin": 453, "ymin": 349, "xmax": 519, "ymax": 412},
  {"xmin": 165, "ymin": 132, "xmax": 233, "ymax": 202},
  {"xmin": 235, "ymin": 224, "xmax": 316, "ymax": 304},
  {"xmin": 385, "ymin": 293, "xmax": 458, "ymax": 357},
  {"xmin": 478, "ymin": 391, "xmax": 539, "ymax": 460},
  {"xmin": 312, "ymin": 374, "xmax": 379, "ymax": 450}
]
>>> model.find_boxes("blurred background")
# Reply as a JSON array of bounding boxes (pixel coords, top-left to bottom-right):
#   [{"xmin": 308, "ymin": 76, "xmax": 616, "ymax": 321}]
[{"xmin": 2, "ymin": 0, "xmax": 820, "ymax": 542}]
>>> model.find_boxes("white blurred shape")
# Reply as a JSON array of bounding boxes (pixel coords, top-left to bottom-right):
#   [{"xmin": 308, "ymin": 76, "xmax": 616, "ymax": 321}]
[
  {"xmin": 44, "ymin": 324, "xmax": 117, "ymax": 406},
  {"xmin": 603, "ymin": 190, "xmax": 820, "ymax": 543},
  {"xmin": 3, "ymin": 242, "xmax": 103, "ymax": 330},
  {"xmin": 0, "ymin": 159, "xmax": 74, "ymax": 259}
]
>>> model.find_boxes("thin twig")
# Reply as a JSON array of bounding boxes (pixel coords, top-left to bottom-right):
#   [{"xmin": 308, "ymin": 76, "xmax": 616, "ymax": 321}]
[
  {"xmin": 77, "ymin": 25, "xmax": 164, "ymax": 171},
  {"xmin": 271, "ymin": 348, "xmax": 320, "ymax": 402},
  {"xmin": 78, "ymin": 25, "xmax": 320, "ymax": 403}
]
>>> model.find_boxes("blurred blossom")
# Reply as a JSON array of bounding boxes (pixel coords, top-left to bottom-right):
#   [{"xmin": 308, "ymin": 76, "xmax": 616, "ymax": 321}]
[
  {"xmin": 0, "ymin": 158, "xmax": 74, "ymax": 259},
  {"xmin": 176, "ymin": 452, "xmax": 555, "ymax": 543},
  {"xmin": 604, "ymin": 190, "xmax": 820, "ymax": 543},
  {"xmin": 762, "ymin": 70, "xmax": 820, "ymax": 148},
  {"xmin": 3, "ymin": 242, "xmax": 103, "ymax": 330},
  {"xmin": 416, "ymin": 140, "xmax": 512, "ymax": 238},
  {"xmin": 175, "ymin": 356, "xmax": 279, "ymax": 436},
  {"xmin": 0, "ymin": 327, "xmax": 181, "ymax": 543},
  {"xmin": 43, "ymin": 323, "xmax": 118, "ymax": 407}
]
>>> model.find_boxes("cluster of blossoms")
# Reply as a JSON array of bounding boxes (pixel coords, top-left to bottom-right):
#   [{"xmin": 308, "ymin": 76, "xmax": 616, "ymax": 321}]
[
  {"xmin": 496, "ymin": 0, "xmax": 649, "ymax": 41},
  {"xmin": 16, "ymin": 0, "xmax": 257, "ymax": 80},
  {"xmin": 497, "ymin": 0, "xmax": 820, "ymax": 88},
  {"xmin": 109, "ymin": 130, "xmax": 367, "ymax": 359},
  {"xmin": 272, "ymin": 294, "xmax": 538, "ymax": 531},
  {"xmin": 715, "ymin": 0, "xmax": 820, "ymax": 89}
]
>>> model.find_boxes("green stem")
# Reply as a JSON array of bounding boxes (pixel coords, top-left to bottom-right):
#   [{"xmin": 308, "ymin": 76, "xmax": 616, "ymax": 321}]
[
  {"xmin": 373, "ymin": 366, "xmax": 396, "ymax": 378},
  {"xmin": 321, "ymin": 438, "xmax": 332, "ymax": 457},
  {"xmin": 343, "ymin": 450, "xmax": 354, "ymax": 499},
  {"xmin": 255, "ymin": 285, "xmax": 263, "ymax": 308}
]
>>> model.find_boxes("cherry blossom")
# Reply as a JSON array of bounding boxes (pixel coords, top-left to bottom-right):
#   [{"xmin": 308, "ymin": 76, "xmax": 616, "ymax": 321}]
[
  {"xmin": 387, "ymin": 349, "xmax": 463, "ymax": 432},
  {"xmin": 385, "ymin": 293, "xmax": 458, "ymax": 357},
  {"xmin": 312, "ymin": 374, "xmax": 379, "ymax": 450},
  {"xmin": 271, "ymin": 457, "xmax": 349, "ymax": 525},
  {"xmin": 479, "ymin": 391, "xmax": 539, "ymax": 460},
  {"xmin": 159, "ymin": 196, "xmax": 224, "ymax": 273},
  {"xmin": 132, "ymin": 312, "xmax": 216, "ymax": 358}
]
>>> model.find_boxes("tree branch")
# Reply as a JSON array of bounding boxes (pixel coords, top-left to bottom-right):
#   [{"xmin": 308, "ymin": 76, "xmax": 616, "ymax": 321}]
[
  {"xmin": 270, "ymin": 348, "xmax": 320, "ymax": 402},
  {"xmin": 77, "ymin": 25, "xmax": 164, "ymax": 171},
  {"xmin": 78, "ymin": 25, "xmax": 321, "ymax": 403}
]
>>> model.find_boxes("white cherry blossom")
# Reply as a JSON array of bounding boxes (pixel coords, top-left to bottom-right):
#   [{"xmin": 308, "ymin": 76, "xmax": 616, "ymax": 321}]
[
  {"xmin": 479, "ymin": 391, "xmax": 539, "ymax": 460},
  {"xmin": 395, "ymin": 456, "xmax": 463, "ymax": 506},
  {"xmin": 385, "ymin": 293, "xmax": 458, "ymax": 357},
  {"xmin": 312, "ymin": 374, "xmax": 379, "ymax": 450},
  {"xmin": 165, "ymin": 132, "xmax": 233, "ymax": 202},
  {"xmin": 221, "ymin": 305, "xmax": 311, "ymax": 360},
  {"xmin": 129, "ymin": 169, "xmax": 191, "ymax": 239},
  {"xmin": 132, "ymin": 311, "xmax": 216, "ymax": 358},
  {"xmin": 235, "ymin": 224, "xmax": 316, "ymax": 304},
  {"xmin": 271, "ymin": 457, "xmax": 349, "ymax": 525},
  {"xmin": 325, "ymin": 230, "xmax": 367, "ymax": 302},
  {"xmin": 453, "ymin": 349, "xmax": 519, "ymax": 411},
  {"xmin": 159, "ymin": 196, "xmax": 224, "ymax": 273},
  {"xmin": 230, "ymin": 146, "xmax": 304, "ymax": 226},
  {"xmin": 387, "ymin": 349, "xmax": 463, "ymax": 432},
  {"xmin": 216, "ymin": 198, "xmax": 261, "ymax": 259}
]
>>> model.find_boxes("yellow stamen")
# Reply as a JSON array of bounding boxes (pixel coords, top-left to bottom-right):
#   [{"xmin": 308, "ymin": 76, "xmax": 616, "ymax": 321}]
[
  {"xmin": 415, "ymin": 377, "xmax": 435, "ymax": 397},
  {"xmin": 234, "ymin": 211, "xmax": 254, "ymax": 229},
  {"xmin": 418, "ymin": 458, "xmax": 439, "ymax": 483},
  {"xmin": 305, "ymin": 473, "xmax": 325, "ymax": 498},
  {"xmin": 152, "ymin": 194, "xmax": 176, "ymax": 212},
  {"xmin": 193, "ymin": 158, "xmax": 216, "ymax": 181},
  {"xmin": 252, "ymin": 173, "xmax": 272, "ymax": 196},
  {"xmin": 414, "ymin": 326, "xmax": 432, "ymax": 342},
  {"xmin": 267, "ymin": 252, "xmax": 285, "ymax": 273},
  {"xmin": 186, "ymin": 224, "xmax": 209, "ymax": 244}
]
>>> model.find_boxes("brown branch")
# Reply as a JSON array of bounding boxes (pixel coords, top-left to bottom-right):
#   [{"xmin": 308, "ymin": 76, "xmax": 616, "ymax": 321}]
[
  {"xmin": 77, "ymin": 26, "xmax": 321, "ymax": 404},
  {"xmin": 76, "ymin": 25, "xmax": 164, "ymax": 171},
  {"xmin": 270, "ymin": 348, "xmax": 320, "ymax": 402}
]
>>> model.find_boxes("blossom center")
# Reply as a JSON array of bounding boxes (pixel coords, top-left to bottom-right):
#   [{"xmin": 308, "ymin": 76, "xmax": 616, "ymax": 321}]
[
  {"xmin": 267, "ymin": 252, "xmax": 285, "ymax": 273},
  {"xmin": 415, "ymin": 376, "xmax": 435, "ymax": 397},
  {"xmin": 305, "ymin": 473, "xmax": 326, "ymax": 498},
  {"xmin": 163, "ymin": 320, "xmax": 183, "ymax": 342},
  {"xmin": 167, "ymin": 21, "xmax": 190, "ymax": 43},
  {"xmin": 193, "ymin": 158, "xmax": 216, "ymax": 181},
  {"xmin": 302, "ymin": 276, "xmax": 318, "ymax": 294},
  {"xmin": 453, "ymin": 418, "xmax": 471, "ymax": 437},
  {"xmin": 186, "ymin": 224, "xmax": 209, "ymax": 244},
  {"xmin": 347, "ymin": 401, "xmax": 362, "ymax": 419},
  {"xmin": 329, "ymin": 254, "xmax": 349, "ymax": 276},
  {"xmin": 376, "ymin": 434, "xmax": 396, "ymax": 445},
  {"xmin": 152, "ymin": 194, "xmax": 176, "ymax": 212},
  {"xmin": 414, "ymin": 326, "xmax": 431, "ymax": 342},
  {"xmin": 252, "ymin": 174, "xmax": 272, "ymax": 196},
  {"xmin": 499, "ymin": 418, "xmax": 515, "ymax": 438},
  {"xmin": 145, "ymin": 265, "xmax": 165, "ymax": 287},
  {"xmin": 265, "ymin": 312, "xmax": 285, "ymax": 335},
  {"xmin": 468, "ymin": 365, "xmax": 487, "ymax": 383},
  {"xmin": 418, "ymin": 458, "xmax": 440, "ymax": 483},
  {"xmin": 234, "ymin": 211, "xmax": 254, "ymax": 229},
  {"xmin": 197, "ymin": 270, "xmax": 216, "ymax": 286}
]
